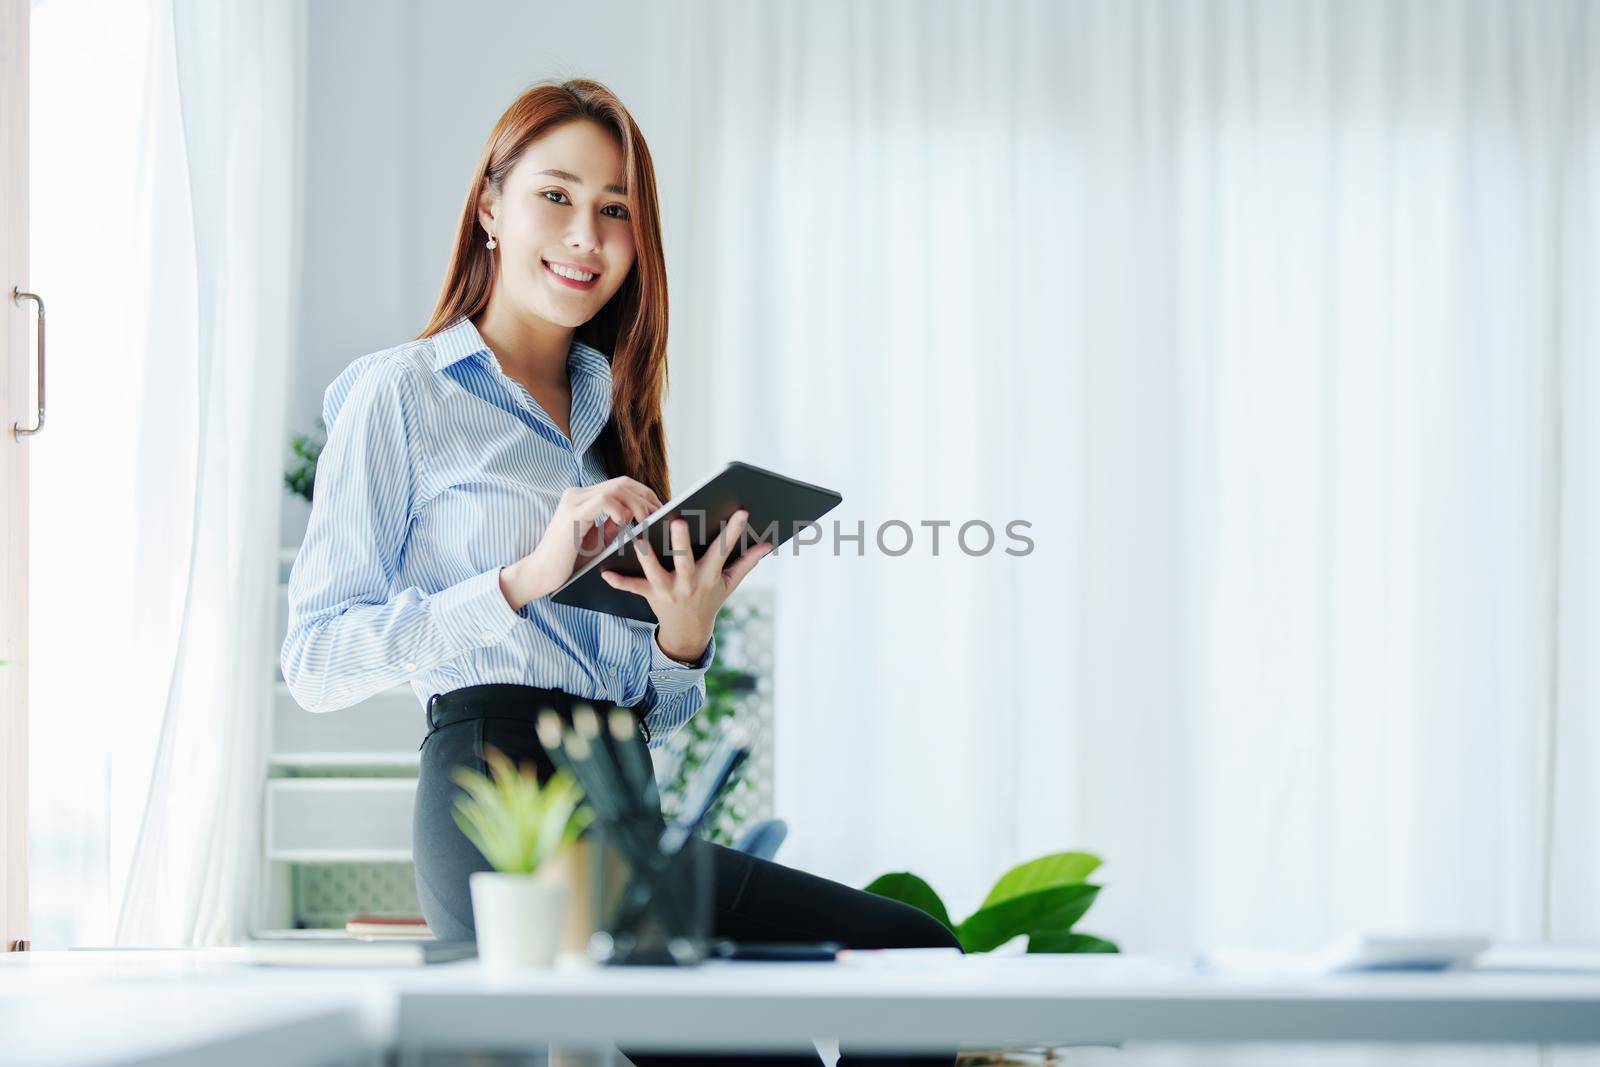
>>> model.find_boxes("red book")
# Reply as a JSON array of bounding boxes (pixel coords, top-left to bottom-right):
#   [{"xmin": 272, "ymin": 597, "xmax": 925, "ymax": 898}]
[{"xmin": 344, "ymin": 914, "xmax": 433, "ymax": 940}]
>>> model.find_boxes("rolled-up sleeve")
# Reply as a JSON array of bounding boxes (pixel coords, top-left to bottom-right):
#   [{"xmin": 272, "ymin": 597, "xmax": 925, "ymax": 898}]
[
  {"xmin": 631, "ymin": 627, "xmax": 717, "ymax": 748},
  {"xmin": 279, "ymin": 356, "xmax": 522, "ymax": 713}
]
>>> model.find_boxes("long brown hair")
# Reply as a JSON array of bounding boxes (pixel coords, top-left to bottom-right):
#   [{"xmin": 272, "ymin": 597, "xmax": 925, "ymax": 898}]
[{"xmin": 417, "ymin": 78, "xmax": 672, "ymax": 499}]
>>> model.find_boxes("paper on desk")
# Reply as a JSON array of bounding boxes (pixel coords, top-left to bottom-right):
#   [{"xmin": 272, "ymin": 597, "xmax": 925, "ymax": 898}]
[
  {"xmin": 1475, "ymin": 943, "xmax": 1600, "ymax": 974},
  {"xmin": 834, "ymin": 947, "xmax": 1180, "ymax": 982},
  {"xmin": 1198, "ymin": 947, "xmax": 1350, "ymax": 978},
  {"xmin": 1201, "ymin": 935, "xmax": 1490, "ymax": 977},
  {"xmin": 834, "ymin": 947, "xmax": 963, "ymax": 967}
]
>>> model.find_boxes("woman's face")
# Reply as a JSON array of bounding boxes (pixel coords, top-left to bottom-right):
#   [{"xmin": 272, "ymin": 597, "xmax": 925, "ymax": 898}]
[{"xmin": 478, "ymin": 119, "xmax": 637, "ymax": 329}]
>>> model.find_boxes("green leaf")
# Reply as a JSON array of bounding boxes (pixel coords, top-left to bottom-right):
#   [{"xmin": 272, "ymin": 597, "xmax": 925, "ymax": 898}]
[
  {"xmin": 957, "ymin": 883, "xmax": 1100, "ymax": 953},
  {"xmin": 1027, "ymin": 930, "xmax": 1119, "ymax": 954},
  {"xmin": 980, "ymin": 852, "xmax": 1102, "ymax": 910},
  {"xmin": 447, "ymin": 757, "xmax": 590, "ymax": 874},
  {"xmin": 863, "ymin": 872, "xmax": 954, "ymax": 931}
]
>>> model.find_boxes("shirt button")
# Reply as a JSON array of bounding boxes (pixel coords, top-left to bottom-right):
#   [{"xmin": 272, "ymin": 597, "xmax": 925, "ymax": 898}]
[
  {"xmin": 480, "ymin": 630, "xmax": 494, "ymax": 641},
  {"xmin": 403, "ymin": 661, "xmax": 417, "ymax": 672}
]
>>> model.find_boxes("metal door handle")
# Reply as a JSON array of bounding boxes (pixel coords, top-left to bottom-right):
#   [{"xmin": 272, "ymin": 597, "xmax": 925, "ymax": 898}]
[{"xmin": 13, "ymin": 286, "xmax": 44, "ymax": 439}]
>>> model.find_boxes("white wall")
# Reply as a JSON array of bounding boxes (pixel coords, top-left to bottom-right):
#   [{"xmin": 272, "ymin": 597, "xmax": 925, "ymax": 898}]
[
  {"xmin": 283, "ymin": 3, "xmax": 1600, "ymax": 955},
  {"xmin": 285, "ymin": 0, "xmax": 702, "ymax": 547}
]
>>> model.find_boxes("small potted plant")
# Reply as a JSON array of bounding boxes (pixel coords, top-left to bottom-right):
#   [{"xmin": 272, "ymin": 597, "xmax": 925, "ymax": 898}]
[{"xmin": 452, "ymin": 743, "xmax": 592, "ymax": 969}]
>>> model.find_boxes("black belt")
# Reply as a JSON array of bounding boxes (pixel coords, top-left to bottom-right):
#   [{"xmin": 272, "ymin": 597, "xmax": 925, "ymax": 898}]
[{"xmin": 421, "ymin": 682, "xmax": 649, "ymax": 750}]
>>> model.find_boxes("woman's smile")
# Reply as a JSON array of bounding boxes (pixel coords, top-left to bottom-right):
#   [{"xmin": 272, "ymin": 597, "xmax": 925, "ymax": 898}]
[{"xmin": 543, "ymin": 257, "xmax": 601, "ymax": 291}]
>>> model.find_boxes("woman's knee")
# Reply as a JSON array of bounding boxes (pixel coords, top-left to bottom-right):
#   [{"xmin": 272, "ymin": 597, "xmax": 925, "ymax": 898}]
[{"xmin": 870, "ymin": 893, "xmax": 964, "ymax": 952}]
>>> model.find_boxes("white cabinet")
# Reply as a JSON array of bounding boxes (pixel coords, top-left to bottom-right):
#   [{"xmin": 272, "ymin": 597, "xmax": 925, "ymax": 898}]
[{"xmin": 259, "ymin": 547, "xmax": 425, "ymax": 934}]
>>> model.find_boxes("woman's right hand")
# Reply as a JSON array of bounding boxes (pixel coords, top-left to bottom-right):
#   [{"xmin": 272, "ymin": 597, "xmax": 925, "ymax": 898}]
[{"xmin": 501, "ymin": 476, "xmax": 664, "ymax": 609}]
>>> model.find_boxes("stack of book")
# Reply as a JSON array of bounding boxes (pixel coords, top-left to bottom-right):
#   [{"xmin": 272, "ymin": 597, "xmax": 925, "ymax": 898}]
[
  {"xmin": 242, "ymin": 915, "xmax": 475, "ymax": 966},
  {"xmin": 343, "ymin": 914, "xmax": 433, "ymax": 940}
]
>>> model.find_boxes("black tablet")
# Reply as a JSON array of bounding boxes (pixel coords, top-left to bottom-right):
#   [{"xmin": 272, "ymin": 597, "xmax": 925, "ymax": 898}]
[{"xmin": 550, "ymin": 460, "xmax": 843, "ymax": 624}]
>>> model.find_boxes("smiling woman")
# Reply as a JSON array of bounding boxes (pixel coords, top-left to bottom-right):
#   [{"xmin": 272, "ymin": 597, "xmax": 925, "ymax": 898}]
[
  {"xmin": 469, "ymin": 122, "xmax": 637, "ymax": 444},
  {"xmin": 478, "ymin": 126, "xmax": 636, "ymax": 351},
  {"xmin": 418, "ymin": 82, "xmax": 668, "ymax": 499},
  {"xmin": 280, "ymin": 77, "xmax": 960, "ymax": 1067}
]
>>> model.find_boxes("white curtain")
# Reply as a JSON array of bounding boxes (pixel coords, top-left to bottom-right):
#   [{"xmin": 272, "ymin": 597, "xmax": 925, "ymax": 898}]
[
  {"xmin": 109, "ymin": 0, "xmax": 301, "ymax": 946},
  {"xmin": 26, "ymin": 0, "xmax": 208, "ymax": 949},
  {"xmin": 671, "ymin": 0, "xmax": 1600, "ymax": 967},
  {"xmin": 28, "ymin": 0, "xmax": 299, "ymax": 948}
]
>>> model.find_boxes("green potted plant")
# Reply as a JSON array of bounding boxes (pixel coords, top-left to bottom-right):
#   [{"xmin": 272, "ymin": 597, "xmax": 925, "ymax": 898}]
[
  {"xmin": 453, "ymin": 744, "xmax": 592, "ymax": 969},
  {"xmin": 866, "ymin": 851, "xmax": 1119, "ymax": 1063},
  {"xmin": 865, "ymin": 850, "xmax": 1117, "ymax": 955},
  {"xmin": 284, "ymin": 418, "xmax": 325, "ymax": 503}
]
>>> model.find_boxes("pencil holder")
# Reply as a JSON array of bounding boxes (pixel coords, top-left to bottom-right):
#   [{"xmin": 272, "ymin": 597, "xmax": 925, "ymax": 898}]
[{"xmin": 583, "ymin": 817, "xmax": 713, "ymax": 966}]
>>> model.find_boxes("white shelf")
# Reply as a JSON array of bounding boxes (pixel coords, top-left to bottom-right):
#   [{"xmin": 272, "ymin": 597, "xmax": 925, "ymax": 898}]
[
  {"xmin": 269, "ymin": 752, "xmax": 421, "ymax": 769},
  {"xmin": 266, "ymin": 849, "xmax": 415, "ymax": 864},
  {"xmin": 265, "ymin": 778, "xmax": 417, "ymax": 862},
  {"xmin": 273, "ymin": 682, "xmax": 424, "ymax": 757},
  {"xmin": 262, "ymin": 542, "xmax": 425, "ymax": 935}
]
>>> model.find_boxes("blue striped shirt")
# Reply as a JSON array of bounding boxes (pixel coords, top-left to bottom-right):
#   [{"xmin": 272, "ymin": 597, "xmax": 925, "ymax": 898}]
[{"xmin": 279, "ymin": 315, "xmax": 713, "ymax": 747}]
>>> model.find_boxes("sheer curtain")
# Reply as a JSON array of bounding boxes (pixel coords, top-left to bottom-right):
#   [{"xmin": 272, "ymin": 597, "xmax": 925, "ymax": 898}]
[
  {"xmin": 113, "ymin": 0, "xmax": 301, "ymax": 945},
  {"xmin": 669, "ymin": 0, "xmax": 1600, "ymax": 961},
  {"xmin": 26, "ymin": 0, "xmax": 183, "ymax": 951},
  {"xmin": 26, "ymin": 0, "xmax": 300, "ymax": 947}
]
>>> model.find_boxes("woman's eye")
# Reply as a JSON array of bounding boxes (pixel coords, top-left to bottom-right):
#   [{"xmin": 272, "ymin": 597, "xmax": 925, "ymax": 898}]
[{"xmin": 541, "ymin": 190, "xmax": 627, "ymax": 220}]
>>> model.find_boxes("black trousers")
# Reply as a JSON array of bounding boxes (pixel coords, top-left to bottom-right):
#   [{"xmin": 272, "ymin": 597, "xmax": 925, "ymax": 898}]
[{"xmin": 413, "ymin": 683, "xmax": 962, "ymax": 1067}]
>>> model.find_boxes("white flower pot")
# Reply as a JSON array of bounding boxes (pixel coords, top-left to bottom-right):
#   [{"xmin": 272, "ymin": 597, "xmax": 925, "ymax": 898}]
[{"xmin": 469, "ymin": 871, "xmax": 569, "ymax": 969}]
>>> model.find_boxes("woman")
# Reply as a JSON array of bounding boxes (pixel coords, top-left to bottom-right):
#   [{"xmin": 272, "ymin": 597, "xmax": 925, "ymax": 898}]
[{"xmin": 281, "ymin": 78, "xmax": 960, "ymax": 1066}]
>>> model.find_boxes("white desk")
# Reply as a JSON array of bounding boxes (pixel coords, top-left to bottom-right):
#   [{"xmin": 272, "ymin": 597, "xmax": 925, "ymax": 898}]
[
  {"xmin": 0, "ymin": 949, "xmax": 379, "ymax": 1067},
  {"xmin": 5, "ymin": 949, "xmax": 1600, "ymax": 1065},
  {"xmin": 392, "ymin": 953, "xmax": 1600, "ymax": 1056}
]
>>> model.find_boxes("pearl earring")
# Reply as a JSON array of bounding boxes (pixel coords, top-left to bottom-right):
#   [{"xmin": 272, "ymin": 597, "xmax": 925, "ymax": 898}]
[{"xmin": 485, "ymin": 232, "xmax": 497, "ymax": 250}]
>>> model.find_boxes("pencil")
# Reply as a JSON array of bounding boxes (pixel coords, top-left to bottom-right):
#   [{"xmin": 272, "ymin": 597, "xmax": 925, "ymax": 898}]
[
  {"xmin": 560, "ymin": 724, "xmax": 625, "ymax": 823},
  {"xmin": 574, "ymin": 703, "xmax": 638, "ymax": 818},
  {"xmin": 609, "ymin": 708, "xmax": 662, "ymax": 818}
]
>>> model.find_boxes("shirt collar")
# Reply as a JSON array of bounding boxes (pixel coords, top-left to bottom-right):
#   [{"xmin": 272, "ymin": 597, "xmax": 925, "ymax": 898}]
[
  {"xmin": 430, "ymin": 316, "xmax": 613, "ymax": 382},
  {"xmin": 430, "ymin": 316, "xmax": 615, "ymax": 453}
]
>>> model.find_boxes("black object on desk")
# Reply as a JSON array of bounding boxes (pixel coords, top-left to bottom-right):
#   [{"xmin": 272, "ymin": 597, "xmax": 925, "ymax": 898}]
[
  {"xmin": 712, "ymin": 940, "xmax": 843, "ymax": 962},
  {"xmin": 542, "ymin": 718, "xmax": 755, "ymax": 968},
  {"xmin": 598, "ymin": 726, "xmax": 753, "ymax": 965}
]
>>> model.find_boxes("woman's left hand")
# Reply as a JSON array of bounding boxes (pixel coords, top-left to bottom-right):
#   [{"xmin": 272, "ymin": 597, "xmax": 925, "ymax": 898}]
[{"xmin": 600, "ymin": 508, "xmax": 775, "ymax": 663}]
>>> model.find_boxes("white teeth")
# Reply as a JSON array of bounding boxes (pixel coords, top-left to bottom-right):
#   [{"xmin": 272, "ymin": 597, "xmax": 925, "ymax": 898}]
[{"xmin": 546, "ymin": 261, "xmax": 596, "ymax": 282}]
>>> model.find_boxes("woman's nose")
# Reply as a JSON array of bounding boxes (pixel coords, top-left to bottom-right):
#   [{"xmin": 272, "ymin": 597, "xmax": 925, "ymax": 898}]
[{"xmin": 566, "ymin": 216, "xmax": 600, "ymax": 252}]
